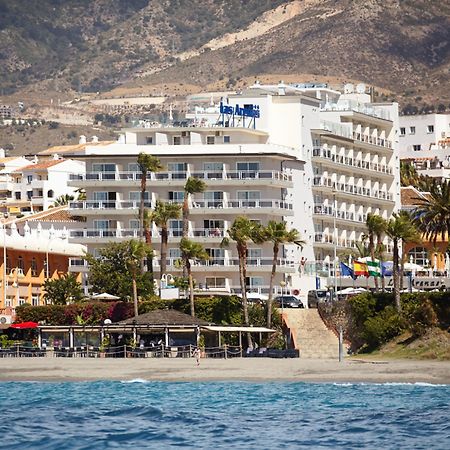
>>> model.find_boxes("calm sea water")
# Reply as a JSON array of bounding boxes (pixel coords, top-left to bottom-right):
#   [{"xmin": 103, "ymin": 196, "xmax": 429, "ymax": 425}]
[{"xmin": 0, "ymin": 381, "xmax": 448, "ymax": 449}]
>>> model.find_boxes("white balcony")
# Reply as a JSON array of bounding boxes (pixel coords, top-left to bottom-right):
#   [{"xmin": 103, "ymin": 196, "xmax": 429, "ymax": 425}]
[
  {"xmin": 68, "ymin": 170, "xmax": 293, "ymax": 188},
  {"xmin": 68, "ymin": 200, "xmax": 154, "ymax": 215},
  {"xmin": 313, "ymin": 205, "xmax": 368, "ymax": 225},
  {"xmin": 312, "ymin": 147, "xmax": 393, "ymax": 177},
  {"xmin": 68, "ymin": 258, "xmax": 89, "ymax": 272}
]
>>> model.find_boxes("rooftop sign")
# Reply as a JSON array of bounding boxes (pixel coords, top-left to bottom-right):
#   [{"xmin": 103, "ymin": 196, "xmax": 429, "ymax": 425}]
[{"xmin": 220, "ymin": 102, "xmax": 260, "ymax": 119}]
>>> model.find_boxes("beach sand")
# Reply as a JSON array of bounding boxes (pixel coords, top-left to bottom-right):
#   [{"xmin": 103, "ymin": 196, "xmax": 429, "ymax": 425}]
[{"xmin": 0, "ymin": 357, "xmax": 449, "ymax": 384}]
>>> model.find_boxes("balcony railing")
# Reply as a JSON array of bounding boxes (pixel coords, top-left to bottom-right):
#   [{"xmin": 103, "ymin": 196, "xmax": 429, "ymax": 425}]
[
  {"xmin": 69, "ymin": 170, "xmax": 292, "ymax": 183},
  {"xmin": 192, "ymin": 199, "xmax": 293, "ymax": 210},
  {"xmin": 353, "ymin": 132, "xmax": 392, "ymax": 149},
  {"xmin": 69, "ymin": 200, "xmax": 154, "ymax": 210},
  {"xmin": 312, "ymin": 148, "xmax": 392, "ymax": 175},
  {"xmin": 156, "ymin": 258, "xmax": 295, "ymax": 268},
  {"xmin": 69, "ymin": 228, "xmax": 226, "ymax": 239},
  {"xmin": 312, "ymin": 177, "xmax": 393, "ymax": 201},
  {"xmin": 313, "ymin": 205, "xmax": 368, "ymax": 224}
]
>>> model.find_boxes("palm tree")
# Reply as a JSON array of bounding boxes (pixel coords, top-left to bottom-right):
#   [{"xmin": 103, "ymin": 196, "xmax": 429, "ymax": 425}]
[
  {"xmin": 385, "ymin": 214, "xmax": 421, "ymax": 312},
  {"xmin": 151, "ymin": 201, "xmax": 181, "ymax": 282},
  {"xmin": 221, "ymin": 217, "xmax": 263, "ymax": 347},
  {"xmin": 137, "ymin": 153, "xmax": 163, "ymax": 241},
  {"xmin": 124, "ymin": 239, "xmax": 151, "ymax": 319},
  {"xmin": 180, "ymin": 238, "xmax": 209, "ymax": 317},
  {"xmin": 414, "ymin": 178, "xmax": 450, "ymax": 245},
  {"xmin": 364, "ymin": 213, "xmax": 387, "ymax": 291},
  {"xmin": 142, "ymin": 208, "xmax": 154, "ymax": 282},
  {"xmin": 53, "ymin": 194, "xmax": 75, "ymax": 206},
  {"xmin": 182, "ymin": 177, "xmax": 206, "ymax": 276},
  {"xmin": 262, "ymin": 221, "xmax": 305, "ymax": 328}
]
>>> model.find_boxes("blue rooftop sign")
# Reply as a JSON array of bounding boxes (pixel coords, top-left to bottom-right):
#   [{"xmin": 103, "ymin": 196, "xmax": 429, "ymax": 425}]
[{"xmin": 220, "ymin": 102, "xmax": 260, "ymax": 118}]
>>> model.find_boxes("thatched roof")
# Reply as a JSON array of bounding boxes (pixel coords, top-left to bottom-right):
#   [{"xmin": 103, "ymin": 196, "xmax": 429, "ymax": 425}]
[{"xmin": 119, "ymin": 309, "xmax": 210, "ymax": 326}]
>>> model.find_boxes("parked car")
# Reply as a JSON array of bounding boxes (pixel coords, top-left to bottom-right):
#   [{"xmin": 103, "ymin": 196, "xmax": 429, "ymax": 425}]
[
  {"xmin": 307, "ymin": 289, "xmax": 330, "ymax": 308},
  {"xmin": 274, "ymin": 295, "xmax": 304, "ymax": 308}
]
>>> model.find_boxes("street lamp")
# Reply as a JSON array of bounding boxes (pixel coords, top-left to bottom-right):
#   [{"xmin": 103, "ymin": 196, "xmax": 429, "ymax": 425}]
[
  {"xmin": 1, "ymin": 213, "xmax": 9, "ymax": 309},
  {"xmin": 279, "ymin": 280, "xmax": 286, "ymax": 311},
  {"xmin": 45, "ymin": 231, "xmax": 67, "ymax": 279}
]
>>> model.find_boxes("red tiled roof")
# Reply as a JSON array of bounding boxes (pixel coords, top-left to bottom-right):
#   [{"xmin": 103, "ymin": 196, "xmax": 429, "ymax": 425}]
[
  {"xmin": 16, "ymin": 160, "xmax": 65, "ymax": 172},
  {"xmin": 401, "ymin": 186, "xmax": 432, "ymax": 206}
]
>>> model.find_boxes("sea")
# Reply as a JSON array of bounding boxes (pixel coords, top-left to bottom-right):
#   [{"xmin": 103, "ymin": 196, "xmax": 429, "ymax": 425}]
[{"xmin": 0, "ymin": 381, "xmax": 448, "ymax": 449}]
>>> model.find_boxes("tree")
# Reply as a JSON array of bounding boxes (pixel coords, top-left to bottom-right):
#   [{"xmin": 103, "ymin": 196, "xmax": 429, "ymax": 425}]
[
  {"xmin": 143, "ymin": 208, "xmax": 154, "ymax": 282},
  {"xmin": 364, "ymin": 213, "xmax": 387, "ymax": 291},
  {"xmin": 182, "ymin": 177, "xmax": 206, "ymax": 275},
  {"xmin": 151, "ymin": 200, "xmax": 181, "ymax": 282},
  {"xmin": 137, "ymin": 153, "xmax": 162, "ymax": 241},
  {"xmin": 124, "ymin": 239, "xmax": 152, "ymax": 319},
  {"xmin": 84, "ymin": 241, "xmax": 153, "ymax": 304},
  {"xmin": 385, "ymin": 214, "xmax": 421, "ymax": 311},
  {"xmin": 262, "ymin": 221, "xmax": 304, "ymax": 328},
  {"xmin": 221, "ymin": 217, "xmax": 263, "ymax": 347},
  {"xmin": 53, "ymin": 194, "xmax": 75, "ymax": 206},
  {"xmin": 43, "ymin": 273, "xmax": 84, "ymax": 305},
  {"xmin": 180, "ymin": 238, "xmax": 209, "ymax": 317},
  {"xmin": 414, "ymin": 178, "xmax": 450, "ymax": 246}
]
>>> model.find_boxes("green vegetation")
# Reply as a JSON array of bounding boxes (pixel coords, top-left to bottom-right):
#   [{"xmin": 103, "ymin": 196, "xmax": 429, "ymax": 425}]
[{"xmin": 43, "ymin": 273, "xmax": 84, "ymax": 305}]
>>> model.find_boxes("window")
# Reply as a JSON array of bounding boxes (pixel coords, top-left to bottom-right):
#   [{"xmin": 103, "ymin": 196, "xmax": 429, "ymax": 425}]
[
  {"xmin": 427, "ymin": 125, "xmax": 434, "ymax": 133},
  {"xmin": 18, "ymin": 299, "xmax": 25, "ymax": 306},
  {"xmin": 129, "ymin": 191, "xmax": 150, "ymax": 201},
  {"xmin": 168, "ymin": 191, "xmax": 184, "ymax": 203},
  {"xmin": 407, "ymin": 246, "xmax": 428, "ymax": 267},
  {"xmin": 204, "ymin": 191, "xmax": 223, "ymax": 207},
  {"xmin": 247, "ymin": 248, "xmax": 262, "ymax": 265},
  {"xmin": 173, "ymin": 136, "xmax": 181, "ymax": 145},
  {"xmin": 399, "ymin": 127, "xmax": 406, "ymax": 136},
  {"xmin": 206, "ymin": 136, "xmax": 215, "ymax": 145},
  {"xmin": 203, "ymin": 162, "xmax": 224, "ymax": 171},
  {"xmin": 130, "ymin": 219, "xmax": 140, "ymax": 229},
  {"xmin": 92, "ymin": 163, "xmax": 116, "ymax": 172},
  {"xmin": 27, "ymin": 175, "xmax": 33, "ymax": 184},
  {"xmin": 413, "ymin": 144, "xmax": 422, "ymax": 151},
  {"xmin": 6, "ymin": 257, "xmax": 11, "ymax": 274},
  {"xmin": 15, "ymin": 192, "xmax": 21, "ymax": 200},
  {"xmin": 206, "ymin": 248, "xmax": 225, "ymax": 265},
  {"xmin": 168, "ymin": 162, "xmax": 187, "ymax": 172},
  {"xmin": 223, "ymin": 135, "xmax": 230, "ymax": 143},
  {"xmin": 237, "ymin": 162, "xmax": 260, "ymax": 172},
  {"xmin": 146, "ymin": 136, "xmax": 153, "ymax": 144},
  {"xmin": 94, "ymin": 220, "xmax": 110, "ymax": 230},
  {"xmin": 47, "ymin": 189, "xmax": 54, "ymax": 198},
  {"xmin": 169, "ymin": 220, "xmax": 183, "ymax": 237},
  {"xmin": 32, "ymin": 295, "xmax": 39, "ymax": 306},
  {"xmin": 245, "ymin": 276, "xmax": 264, "ymax": 288},
  {"xmin": 31, "ymin": 258, "xmax": 38, "ymax": 277},
  {"xmin": 237, "ymin": 191, "xmax": 261, "ymax": 204},
  {"xmin": 128, "ymin": 163, "xmax": 140, "ymax": 172},
  {"xmin": 17, "ymin": 256, "xmax": 24, "ymax": 272},
  {"xmin": 409, "ymin": 126, "xmax": 416, "ymax": 135},
  {"xmin": 205, "ymin": 277, "xmax": 226, "ymax": 288},
  {"xmin": 27, "ymin": 191, "xmax": 32, "ymax": 200}
]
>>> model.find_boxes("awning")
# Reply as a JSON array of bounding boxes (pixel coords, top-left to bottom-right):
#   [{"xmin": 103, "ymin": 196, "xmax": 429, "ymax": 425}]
[
  {"xmin": 202, "ymin": 326, "xmax": 274, "ymax": 333},
  {"xmin": 10, "ymin": 321, "xmax": 39, "ymax": 329}
]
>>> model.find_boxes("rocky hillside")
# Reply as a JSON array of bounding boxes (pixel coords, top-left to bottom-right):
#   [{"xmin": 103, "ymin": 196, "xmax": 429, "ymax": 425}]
[{"xmin": 0, "ymin": 0, "xmax": 449, "ymax": 106}]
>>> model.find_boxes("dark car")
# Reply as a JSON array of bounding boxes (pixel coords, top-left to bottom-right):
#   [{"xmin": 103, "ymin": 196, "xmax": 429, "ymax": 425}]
[
  {"xmin": 274, "ymin": 296, "xmax": 304, "ymax": 308},
  {"xmin": 307, "ymin": 289, "xmax": 330, "ymax": 308}
]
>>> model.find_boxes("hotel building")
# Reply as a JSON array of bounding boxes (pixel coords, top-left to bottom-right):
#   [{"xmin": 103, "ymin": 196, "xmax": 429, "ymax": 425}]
[{"xmin": 64, "ymin": 83, "xmax": 400, "ymax": 296}]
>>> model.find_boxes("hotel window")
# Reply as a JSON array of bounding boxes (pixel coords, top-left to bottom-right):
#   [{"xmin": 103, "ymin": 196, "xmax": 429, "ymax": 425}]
[
  {"xmin": 203, "ymin": 162, "xmax": 224, "ymax": 171},
  {"xmin": 206, "ymin": 136, "xmax": 215, "ymax": 145},
  {"xmin": 205, "ymin": 277, "xmax": 226, "ymax": 288},
  {"xmin": 407, "ymin": 246, "xmax": 428, "ymax": 267},
  {"xmin": 173, "ymin": 136, "xmax": 181, "ymax": 145},
  {"xmin": 32, "ymin": 296, "xmax": 39, "ymax": 306},
  {"xmin": 247, "ymin": 248, "xmax": 262, "ymax": 265},
  {"xmin": 238, "ymin": 191, "xmax": 260, "ymax": 206},
  {"xmin": 413, "ymin": 144, "xmax": 422, "ymax": 151},
  {"xmin": 130, "ymin": 219, "xmax": 140, "ymax": 229},
  {"xmin": 27, "ymin": 175, "xmax": 33, "ymax": 184},
  {"xmin": 146, "ymin": 136, "xmax": 153, "ymax": 144},
  {"xmin": 237, "ymin": 162, "xmax": 260, "ymax": 172},
  {"xmin": 168, "ymin": 191, "xmax": 184, "ymax": 203},
  {"xmin": 399, "ymin": 127, "xmax": 406, "ymax": 136},
  {"xmin": 17, "ymin": 256, "xmax": 24, "ymax": 272},
  {"xmin": 18, "ymin": 299, "xmax": 25, "ymax": 306},
  {"xmin": 204, "ymin": 191, "xmax": 223, "ymax": 207},
  {"xmin": 246, "ymin": 276, "xmax": 264, "ymax": 289},
  {"xmin": 409, "ymin": 126, "xmax": 416, "ymax": 135},
  {"xmin": 6, "ymin": 257, "xmax": 11, "ymax": 274},
  {"xmin": 427, "ymin": 125, "xmax": 434, "ymax": 133},
  {"xmin": 129, "ymin": 191, "xmax": 150, "ymax": 201},
  {"xmin": 168, "ymin": 162, "xmax": 187, "ymax": 172},
  {"xmin": 92, "ymin": 163, "xmax": 116, "ymax": 172},
  {"xmin": 31, "ymin": 258, "xmax": 38, "ymax": 277},
  {"xmin": 205, "ymin": 248, "xmax": 225, "ymax": 265},
  {"xmin": 15, "ymin": 192, "xmax": 21, "ymax": 200},
  {"xmin": 169, "ymin": 220, "xmax": 183, "ymax": 237},
  {"xmin": 128, "ymin": 163, "xmax": 140, "ymax": 172},
  {"xmin": 223, "ymin": 135, "xmax": 231, "ymax": 143}
]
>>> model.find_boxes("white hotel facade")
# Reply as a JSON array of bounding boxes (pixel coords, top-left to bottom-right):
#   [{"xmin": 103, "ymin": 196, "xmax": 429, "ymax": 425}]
[{"xmin": 66, "ymin": 83, "xmax": 400, "ymax": 296}]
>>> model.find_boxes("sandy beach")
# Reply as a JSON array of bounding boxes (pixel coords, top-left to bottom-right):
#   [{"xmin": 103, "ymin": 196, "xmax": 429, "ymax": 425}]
[{"xmin": 0, "ymin": 357, "xmax": 449, "ymax": 384}]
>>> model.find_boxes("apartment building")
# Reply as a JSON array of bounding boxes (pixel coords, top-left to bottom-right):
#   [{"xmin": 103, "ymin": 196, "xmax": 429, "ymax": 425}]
[
  {"xmin": 399, "ymin": 113, "xmax": 450, "ymax": 178},
  {"xmin": 0, "ymin": 157, "xmax": 85, "ymax": 214},
  {"xmin": 64, "ymin": 83, "xmax": 399, "ymax": 295}
]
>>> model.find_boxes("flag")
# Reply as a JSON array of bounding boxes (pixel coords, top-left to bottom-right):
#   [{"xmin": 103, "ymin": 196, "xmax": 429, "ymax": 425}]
[
  {"xmin": 366, "ymin": 258, "xmax": 381, "ymax": 277},
  {"xmin": 340, "ymin": 262, "xmax": 356, "ymax": 280},
  {"xmin": 381, "ymin": 261, "xmax": 393, "ymax": 277},
  {"xmin": 353, "ymin": 260, "xmax": 369, "ymax": 277}
]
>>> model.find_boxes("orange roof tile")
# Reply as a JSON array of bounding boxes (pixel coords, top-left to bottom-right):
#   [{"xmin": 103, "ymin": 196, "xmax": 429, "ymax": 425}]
[
  {"xmin": 401, "ymin": 186, "xmax": 432, "ymax": 206},
  {"xmin": 38, "ymin": 141, "xmax": 114, "ymax": 156},
  {"xmin": 14, "ymin": 160, "xmax": 66, "ymax": 172}
]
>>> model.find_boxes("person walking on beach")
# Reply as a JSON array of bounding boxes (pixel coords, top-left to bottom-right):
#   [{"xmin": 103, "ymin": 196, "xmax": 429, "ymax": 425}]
[{"xmin": 192, "ymin": 347, "xmax": 200, "ymax": 366}]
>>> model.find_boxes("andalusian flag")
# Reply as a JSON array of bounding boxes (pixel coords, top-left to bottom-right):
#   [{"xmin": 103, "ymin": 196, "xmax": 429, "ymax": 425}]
[
  {"xmin": 353, "ymin": 260, "xmax": 369, "ymax": 277},
  {"xmin": 366, "ymin": 258, "xmax": 381, "ymax": 277}
]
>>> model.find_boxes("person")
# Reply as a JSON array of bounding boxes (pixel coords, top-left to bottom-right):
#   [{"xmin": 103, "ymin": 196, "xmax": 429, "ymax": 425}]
[{"xmin": 192, "ymin": 347, "xmax": 200, "ymax": 366}]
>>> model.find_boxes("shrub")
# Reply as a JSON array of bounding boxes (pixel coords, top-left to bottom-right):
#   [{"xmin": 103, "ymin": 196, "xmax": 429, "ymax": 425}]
[{"xmin": 362, "ymin": 306, "xmax": 404, "ymax": 349}]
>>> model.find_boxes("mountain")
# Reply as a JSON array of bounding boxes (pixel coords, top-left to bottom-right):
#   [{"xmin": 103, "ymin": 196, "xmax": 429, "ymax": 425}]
[{"xmin": 0, "ymin": 0, "xmax": 449, "ymax": 107}]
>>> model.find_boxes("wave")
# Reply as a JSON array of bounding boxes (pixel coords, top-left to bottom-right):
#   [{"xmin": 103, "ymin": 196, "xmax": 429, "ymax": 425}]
[
  {"xmin": 120, "ymin": 378, "xmax": 149, "ymax": 383},
  {"xmin": 332, "ymin": 382, "xmax": 449, "ymax": 387}
]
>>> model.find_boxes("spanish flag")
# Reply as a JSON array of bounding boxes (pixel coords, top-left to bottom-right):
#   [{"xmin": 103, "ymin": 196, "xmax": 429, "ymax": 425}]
[{"xmin": 353, "ymin": 260, "xmax": 369, "ymax": 277}]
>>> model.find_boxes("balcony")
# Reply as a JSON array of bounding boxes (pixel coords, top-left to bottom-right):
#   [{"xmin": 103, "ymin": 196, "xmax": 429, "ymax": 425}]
[
  {"xmin": 68, "ymin": 258, "xmax": 89, "ymax": 272},
  {"xmin": 68, "ymin": 170, "xmax": 293, "ymax": 188},
  {"xmin": 190, "ymin": 199, "xmax": 293, "ymax": 215},
  {"xmin": 69, "ymin": 228, "xmax": 227, "ymax": 243},
  {"xmin": 312, "ymin": 177, "xmax": 393, "ymax": 202},
  {"xmin": 313, "ymin": 204, "xmax": 367, "ymax": 225},
  {"xmin": 68, "ymin": 200, "xmax": 154, "ymax": 215},
  {"xmin": 312, "ymin": 147, "xmax": 393, "ymax": 176},
  {"xmin": 353, "ymin": 132, "xmax": 393, "ymax": 150}
]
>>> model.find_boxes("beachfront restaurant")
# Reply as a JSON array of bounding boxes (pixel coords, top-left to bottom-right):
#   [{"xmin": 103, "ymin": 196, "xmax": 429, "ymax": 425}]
[{"xmin": 33, "ymin": 309, "xmax": 276, "ymax": 358}]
